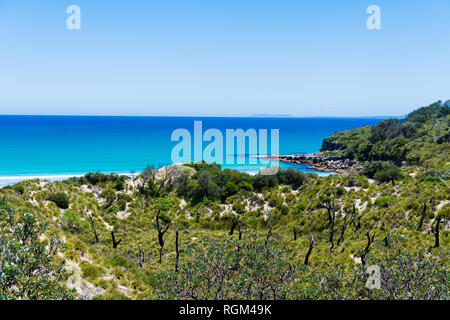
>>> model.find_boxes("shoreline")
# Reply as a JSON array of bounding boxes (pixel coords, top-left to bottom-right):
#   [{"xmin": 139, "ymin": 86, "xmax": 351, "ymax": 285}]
[
  {"xmin": 266, "ymin": 153, "xmax": 361, "ymax": 175},
  {"xmin": 0, "ymin": 164, "xmax": 335, "ymax": 188},
  {"xmin": 0, "ymin": 160, "xmax": 338, "ymax": 188},
  {"xmin": 0, "ymin": 171, "xmax": 141, "ymax": 187}
]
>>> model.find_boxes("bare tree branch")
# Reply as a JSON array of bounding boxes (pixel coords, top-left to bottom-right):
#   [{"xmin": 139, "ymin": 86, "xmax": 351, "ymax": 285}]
[
  {"xmin": 156, "ymin": 206, "xmax": 170, "ymax": 263},
  {"xmin": 87, "ymin": 213, "xmax": 99, "ymax": 243},
  {"xmin": 304, "ymin": 235, "xmax": 314, "ymax": 266},
  {"xmin": 111, "ymin": 231, "xmax": 122, "ymax": 249}
]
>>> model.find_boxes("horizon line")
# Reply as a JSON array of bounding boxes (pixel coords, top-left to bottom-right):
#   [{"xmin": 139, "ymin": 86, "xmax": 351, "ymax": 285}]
[{"xmin": 0, "ymin": 114, "xmax": 398, "ymax": 119}]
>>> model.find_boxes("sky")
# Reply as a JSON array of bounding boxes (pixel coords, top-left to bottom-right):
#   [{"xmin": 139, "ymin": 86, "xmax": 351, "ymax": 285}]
[{"xmin": 0, "ymin": 0, "xmax": 449, "ymax": 117}]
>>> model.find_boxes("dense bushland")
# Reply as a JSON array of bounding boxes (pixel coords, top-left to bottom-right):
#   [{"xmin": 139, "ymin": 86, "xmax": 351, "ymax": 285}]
[
  {"xmin": 322, "ymin": 101, "xmax": 450, "ymax": 167},
  {"xmin": 0, "ymin": 101, "xmax": 448, "ymax": 300},
  {"xmin": 0, "ymin": 198, "xmax": 76, "ymax": 300},
  {"xmin": 0, "ymin": 158, "xmax": 447, "ymax": 300}
]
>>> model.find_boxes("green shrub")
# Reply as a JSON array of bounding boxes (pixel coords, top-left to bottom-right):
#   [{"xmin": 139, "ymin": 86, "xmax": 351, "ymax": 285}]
[
  {"xmin": 423, "ymin": 175, "xmax": 443, "ymax": 183},
  {"xmin": 92, "ymin": 289, "xmax": 130, "ymax": 300},
  {"xmin": 336, "ymin": 186, "xmax": 346, "ymax": 196},
  {"xmin": 155, "ymin": 233, "xmax": 301, "ymax": 300},
  {"xmin": 119, "ymin": 193, "xmax": 133, "ymax": 202},
  {"xmin": 106, "ymin": 253, "xmax": 134, "ymax": 269},
  {"xmin": 238, "ymin": 181, "xmax": 254, "ymax": 191},
  {"xmin": 420, "ymin": 169, "xmax": 449, "ymax": 182},
  {"xmin": 0, "ymin": 198, "xmax": 76, "ymax": 300},
  {"xmin": 295, "ymin": 201, "xmax": 307, "ymax": 214},
  {"xmin": 275, "ymin": 168, "xmax": 306, "ymax": 189},
  {"xmin": 436, "ymin": 131, "xmax": 450, "ymax": 144},
  {"xmin": 364, "ymin": 161, "xmax": 403, "ymax": 185},
  {"xmin": 13, "ymin": 185, "xmax": 25, "ymax": 195},
  {"xmin": 268, "ymin": 195, "xmax": 283, "ymax": 208},
  {"xmin": 279, "ymin": 204, "xmax": 289, "ymax": 215},
  {"xmin": 80, "ymin": 172, "xmax": 126, "ymax": 186},
  {"xmin": 361, "ymin": 178, "xmax": 370, "ymax": 189},
  {"xmin": 224, "ymin": 181, "xmax": 239, "ymax": 198},
  {"xmin": 80, "ymin": 261, "xmax": 104, "ymax": 281},
  {"xmin": 100, "ymin": 187, "xmax": 116, "ymax": 205},
  {"xmin": 232, "ymin": 202, "xmax": 245, "ymax": 214},
  {"xmin": 374, "ymin": 196, "xmax": 395, "ymax": 208},
  {"xmin": 114, "ymin": 179, "xmax": 125, "ymax": 191},
  {"xmin": 116, "ymin": 199, "xmax": 127, "ymax": 211},
  {"xmin": 61, "ymin": 209, "xmax": 87, "ymax": 232},
  {"xmin": 285, "ymin": 193, "xmax": 296, "ymax": 204},
  {"xmin": 346, "ymin": 174, "xmax": 358, "ymax": 187},
  {"xmin": 49, "ymin": 192, "xmax": 70, "ymax": 209}
]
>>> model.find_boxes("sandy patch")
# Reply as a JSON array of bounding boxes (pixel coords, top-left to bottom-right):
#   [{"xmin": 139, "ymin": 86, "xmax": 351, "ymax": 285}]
[
  {"xmin": 349, "ymin": 254, "xmax": 362, "ymax": 264},
  {"xmin": 65, "ymin": 260, "xmax": 104, "ymax": 299}
]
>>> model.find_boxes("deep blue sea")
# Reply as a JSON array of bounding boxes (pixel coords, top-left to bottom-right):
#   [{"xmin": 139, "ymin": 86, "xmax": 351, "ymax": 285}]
[{"xmin": 0, "ymin": 116, "xmax": 382, "ymax": 186}]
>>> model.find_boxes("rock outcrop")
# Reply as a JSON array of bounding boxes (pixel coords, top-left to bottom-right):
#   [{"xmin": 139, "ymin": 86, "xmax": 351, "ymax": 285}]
[{"xmin": 273, "ymin": 153, "xmax": 361, "ymax": 174}]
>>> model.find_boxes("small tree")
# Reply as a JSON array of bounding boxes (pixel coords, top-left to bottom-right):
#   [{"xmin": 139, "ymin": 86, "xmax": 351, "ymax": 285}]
[
  {"xmin": 284, "ymin": 168, "xmax": 306, "ymax": 189},
  {"xmin": 365, "ymin": 243, "xmax": 448, "ymax": 300},
  {"xmin": 364, "ymin": 161, "xmax": 403, "ymax": 186},
  {"xmin": 100, "ymin": 187, "xmax": 117, "ymax": 206},
  {"xmin": 155, "ymin": 233, "xmax": 300, "ymax": 300},
  {"xmin": 139, "ymin": 165, "xmax": 158, "ymax": 196},
  {"xmin": 0, "ymin": 198, "xmax": 76, "ymax": 300},
  {"xmin": 175, "ymin": 171, "xmax": 190, "ymax": 197},
  {"xmin": 373, "ymin": 166, "xmax": 403, "ymax": 186},
  {"xmin": 61, "ymin": 209, "xmax": 88, "ymax": 232}
]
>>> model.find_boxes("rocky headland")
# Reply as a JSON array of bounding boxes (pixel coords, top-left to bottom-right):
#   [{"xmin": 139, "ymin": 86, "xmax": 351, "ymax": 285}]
[{"xmin": 272, "ymin": 153, "xmax": 362, "ymax": 174}]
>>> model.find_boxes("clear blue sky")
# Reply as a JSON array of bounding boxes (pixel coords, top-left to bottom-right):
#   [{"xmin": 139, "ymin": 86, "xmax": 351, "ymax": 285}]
[{"xmin": 0, "ymin": 0, "xmax": 449, "ymax": 117}]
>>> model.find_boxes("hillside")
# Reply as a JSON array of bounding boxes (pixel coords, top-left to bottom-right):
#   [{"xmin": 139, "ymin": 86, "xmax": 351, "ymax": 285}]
[
  {"xmin": 0, "ymin": 103, "xmax": 449, "ymax": 300},
  {"xmin": 321, "ymin": 101, "xmax": 450, "ymax": 169}
]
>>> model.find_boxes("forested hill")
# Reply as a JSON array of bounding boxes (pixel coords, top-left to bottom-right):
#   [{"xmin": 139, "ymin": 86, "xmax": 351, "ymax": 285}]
[{"xmin": 321, "ymin": 100, "xmax": 450, "ymax": 168}]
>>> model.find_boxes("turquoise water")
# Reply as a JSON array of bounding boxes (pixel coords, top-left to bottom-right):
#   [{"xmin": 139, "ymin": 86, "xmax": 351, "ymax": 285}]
[{"xmin": 0, "ymin": 116, "xmax": 382, "ymax": 185}]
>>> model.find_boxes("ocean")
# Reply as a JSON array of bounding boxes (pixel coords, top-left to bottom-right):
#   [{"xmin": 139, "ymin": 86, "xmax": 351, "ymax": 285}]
[{"xmin": 0, "ymin": 116, "xmax": 382, "ymax": 186}]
